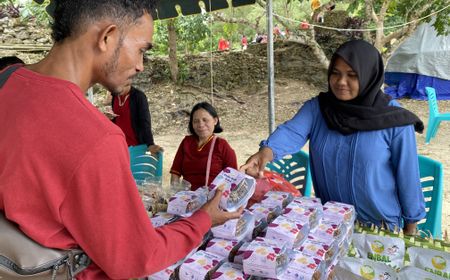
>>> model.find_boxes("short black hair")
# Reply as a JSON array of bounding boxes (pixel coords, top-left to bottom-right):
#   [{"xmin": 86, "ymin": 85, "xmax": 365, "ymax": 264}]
[
  {"xmin": 51, "ymin": 0, "xmax": 157, "ymax": 42},
  {"xmin": 0, "ymin": 56, "xmax": 24, "ymax": 71},
  {"xmin": 189, "ymin": 102, "xmax": 223, "ymax": 136}
]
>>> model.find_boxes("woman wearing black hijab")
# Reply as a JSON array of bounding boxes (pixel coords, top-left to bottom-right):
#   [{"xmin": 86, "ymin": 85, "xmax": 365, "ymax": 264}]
[{"xmin": 242, "ymin": 40, "xmax": 425, "ymax": 234}]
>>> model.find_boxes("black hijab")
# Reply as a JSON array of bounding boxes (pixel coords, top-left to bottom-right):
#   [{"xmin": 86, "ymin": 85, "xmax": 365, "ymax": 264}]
[{"xmin": 318, "ymin": 40, "xmax": 424, "ymax": 135}]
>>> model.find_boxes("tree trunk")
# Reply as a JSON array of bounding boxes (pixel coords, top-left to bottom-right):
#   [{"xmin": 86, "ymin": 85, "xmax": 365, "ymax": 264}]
[{"xmin": 167, "ymin": 19, "xmax": 178, "ymax": 83}]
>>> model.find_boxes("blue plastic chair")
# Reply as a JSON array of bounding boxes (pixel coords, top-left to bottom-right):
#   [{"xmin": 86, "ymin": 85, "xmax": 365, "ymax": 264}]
[
  {"xmin": 417, "ymin": 155, "xmax": 444, "ymax": 238},
  {"xmin": 425, "ymin": 87, "xmax": 450, "ymax": 144},
  {"xmin": 265, "ymin": 150, "xmax": 312, "ymax": 197},
  {"xmin": 128, "ymin": 145, "xmax": 163, "ymax": 183},
  {"xmin": 128, "ymin": 144, "xmax": 148, "ymax": 160}
]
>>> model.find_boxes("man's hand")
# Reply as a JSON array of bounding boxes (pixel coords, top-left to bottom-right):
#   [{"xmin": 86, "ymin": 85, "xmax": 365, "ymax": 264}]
[
  {"xmin": 148, "ymin": 145, "xmax": 163, "ymax": 155},
  {"xmin": 239, "ymin": 147, "xmax": 274, "ymax": 179},
  {"xmin": 403, "ymin": 223, "xmax": 417, "ymax": 235},
  {"xmin": 200, "ymin": 187, "xmax": 244, "ymax": 227}
]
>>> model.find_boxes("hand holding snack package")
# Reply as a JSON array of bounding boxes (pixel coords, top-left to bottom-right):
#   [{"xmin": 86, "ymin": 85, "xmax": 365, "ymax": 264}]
[
  {"xmin": 280, "ymin": 250, "xmax": 326, "ymax": 280},
  {"xmin": 211, "ymin": 211, "xmax": 255, "ymax": 242},
  {"xmin": 265, "ymin": 215, "xmax": 309, "ymax": 249},
  {"xmin": 208, "ymin": 168, "xmax": 256, "ymax": 212},
  {"xmin": 242, "ymin": 238, "xmax": 289, "ymax": 279},
  {"xmin": 179, "ymin": 250, "xmax": 224, "ymax": 280},
  {"xmin": 352, "ymin": 233, "xmax": 405, "ymax": 270},
  {"xmin": 334, "ymin": 256, "xmax": 397, "ymax": 280},
  {"xmin": 167, "ymin": 189, "xmax": 207, "ymax": 217},
  {"xmin": 408, "ymin": 247, "xmax": 450, "ymax": 279}
]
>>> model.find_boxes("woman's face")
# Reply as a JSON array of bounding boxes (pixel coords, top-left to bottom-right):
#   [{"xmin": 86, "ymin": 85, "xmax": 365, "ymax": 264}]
[
  {"xmin": 192, "ymin": 108, "xmax": 218, "ymax": 140},
  {"xmin": 329, "ymin": 57, "xmax": 360, "ymax": 101}
]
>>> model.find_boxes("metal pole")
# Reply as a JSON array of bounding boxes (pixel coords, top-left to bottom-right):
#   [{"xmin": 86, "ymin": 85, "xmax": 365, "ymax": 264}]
[
  {"xmin": 266, "ymin": 0, "xmax": 275, "ymax": 134},
  {"xmin": 87, "ymin": 87, "xmax": 94, "ymax": 104}
]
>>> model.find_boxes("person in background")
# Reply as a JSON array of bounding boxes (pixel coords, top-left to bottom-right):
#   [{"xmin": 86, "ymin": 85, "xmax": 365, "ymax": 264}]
[
  {"xmin": 0, "ymin": 1, "xmax": 241, "ymax": 279},
  {"xmin": 241, "ymin": 40, "xmax": 426, "ymax": 235},
  {"xmin": 218, "ymin": 37, "xmax": 228, "ymax": 51},
  {"xmin": 171, "ymin": 102, "xmax": 238, "ymax": 191},
  {"xmin": 241, "ymin": 35, "xmax": 248, "ymax": 50},
  {"xmin": 111, "ymin": 85, "xmax": 162, "ymax": 154},
  {"xmin": 0, "ymin": 55, "xmax": 24, "ymax": 71}
]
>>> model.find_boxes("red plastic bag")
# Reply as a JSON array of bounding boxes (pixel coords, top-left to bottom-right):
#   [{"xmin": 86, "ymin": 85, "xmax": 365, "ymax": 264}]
[
  {"xmin": 247, "ymin": 177, "xmax": 273, "ymax": 208},
  {"xmin": 263, "ymin": 171, "xmax": 301, "ymax": 197}
]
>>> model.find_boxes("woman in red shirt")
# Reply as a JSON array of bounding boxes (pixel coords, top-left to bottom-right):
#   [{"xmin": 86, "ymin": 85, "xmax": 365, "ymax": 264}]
[{"xmin": 170, "ymin": 102, "xmax": 238, "ymax": 190}]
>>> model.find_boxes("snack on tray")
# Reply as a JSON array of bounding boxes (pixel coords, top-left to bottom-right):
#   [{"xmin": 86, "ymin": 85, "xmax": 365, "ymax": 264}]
[
  {"xmin": 206, "ymin": 238, "xmax": 242, "ymax": 260},
  {"xmin": 167, "ymin": 189, "xmax": 207, "ymax": 217},
  {"xmin": 248, "ymin": 203, "xmax": 282, "ymax": 224},
  {"xmin": 179, "ymin": 250, "xmax": 224, "ymax": 280},
  {"xmin": 150, "ymin": 212, "xmax": 180, "ymax": 228},
  {"xmin": 211, "ymin": 262, "xmax": 251, "ymax": 280},
  {"xmin": 299, "ymin": 234, "xmax": 338, "ymax": 267},
  {"xmin": 265, "ymin": 215, "xmax": 309, "ymax": 249},
  {"xmin": 322, "ymin": 201, "xmax": 356, "ymax": 225},
  {"xmin": 312, "ymin": 219, "xmax": 346, "ymax": 244},
  {"xmin": 283, "ymin": 202, "xmax": 321, "ymax": 229},
  {"xmin": 260, "ymin": 191, "xmax": 294, "ymax": 209},
  {"xmin": 397, "ymin": 266, "xmax": 446, "ymax": 280},
  {"xmin": 211, "ymin": 211, "xmax": 255, "ymax": 242},
  {"xmin": 352, "ymin": 233, "xmax": 405, "ymax": 270},
  {"xmin": 280, "ymin": 250, "xmax": 326, "ymax": 280},
  {"xmin": 242, "ymin": 238, "xmax": 289, "ymax": 279},
  {"xmin": 334, "ymin": 256, "xmax": 397, "ymax": 280},
  {"xmin": 408, "ymin": 247, "xmax": 450, "ymax": 278},
  {"xmin": 208, "ymin": 168, "xmax": 256, "ymax": 212}
]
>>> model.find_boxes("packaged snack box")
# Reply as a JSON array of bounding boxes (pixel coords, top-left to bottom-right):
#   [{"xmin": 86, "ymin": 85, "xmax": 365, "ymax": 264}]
[
  {"xmin": 232, "ymin": 242, "xmax": 250, "ymax": 265},
  {"xmin": 408, "ymin": 247, "xmax": 450, "ymax": 279},
  {"xmin": 266, "ymin": 215, "xmax": 309, "ymax": 249},
  {"xmin": 352, "ymin": 233, "xmax": 405, "ymax": 269},
  {"xmin": 398, "ymin": 266, "xmax": 446, "ymax": 280},
  {"xmin": 150, "ymin": 212, "xmax": 180, "ymax": 228},
  {"xmin": 206, "ymin": 238, "xmax": 242, "ymax": 260},
  {"xmin": 211, "ymin": 211, "xmax": 255, "ymax": 242},
  {"xmin": 167, "ymin": 189, "xmax": 207, "ymax": 217},
  {"xmin": 248, "ymin": 203, "xmax": 282, "ymax": 224},
  {"xmin": 283, "ymin": 202, "xmax": 321, "ymax": 229},
  {"xmin": 322, "ymin": 201, "xmax": 355, "ymax": 226},
  {"xmin": 280, "ymin": 250, "xmax": 326, "ymax": 280},
  {"xmin": 211, "ymin": 262, "xmax": 252, "ymax": 280},
  {"xmin": 312, "ymin": 219, "xmax": 346, "ymax": 244},
  {"xmin": 208, "ymin": 168, "xmax": 256, "ymax": 212},
  {"xmin": 334, "ymin": 256, "xmax": 397, "ymax": 280},
  {"xmin": 148, "ymin": 247, "xmax": 197, "ymax": 280},
  {"xmin": 179, "ymin": 250, "xmax": 224, "ymax": 280},
  {"xmin": 299, "ymin": 234, "xmax": 338, "ymax": 267},
  {"xmin": 260, "ymin": 191, "xmax": 294, "ymax": 209},
  {"xmin": 242, "ymin": 238, "xmax": 289, "ymax": 279},
  {"xmin": 292, "ymin": 197, "xmax": 323, "ymax": 214}
]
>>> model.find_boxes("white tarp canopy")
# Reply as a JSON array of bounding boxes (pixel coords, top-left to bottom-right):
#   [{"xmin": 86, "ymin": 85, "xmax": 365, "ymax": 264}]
[{"xmin": 386, "ymin": 20, "xmax": 450, "ymax": 80}]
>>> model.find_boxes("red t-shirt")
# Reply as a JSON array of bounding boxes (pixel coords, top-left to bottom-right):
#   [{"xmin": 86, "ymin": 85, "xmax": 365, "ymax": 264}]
[
  {"xmin": 170, "ymin": 135, "xmax": 238, "ymax": 190},
  {"xmin": 241, "ymin": 37, "xmax": 248, "ymax": 46},
  {"xmin": 0, "ymin": 67, "xmax": 211, "ymax": 279},
  {"xmin": 112, "ymin": 93, "xmax": 139, "ymax": 146}
]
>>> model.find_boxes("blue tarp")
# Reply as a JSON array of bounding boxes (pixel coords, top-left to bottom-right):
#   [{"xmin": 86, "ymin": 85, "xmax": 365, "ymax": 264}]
[{"xmin": 385, "ymin": 72, "xmax": 450, "ymax": 100}]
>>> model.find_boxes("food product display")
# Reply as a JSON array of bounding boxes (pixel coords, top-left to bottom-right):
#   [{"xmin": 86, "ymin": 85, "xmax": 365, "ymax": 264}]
[
  {"xmin": 260, "ymin": 191, "xmax": 293, "ymax": 209},
  {"xmin": 167, "ymin": 189, "xmax": 207, "ymax": 217},
  {"xmin": 408, "ymin": 247, "xmax": 450, "ymax": 279},
  {"xmin": 299, "ymin": 234, "xmax": 339, "ymax": 267},
  {"xmin": 150, "ymin": 212, "xmax": 180, "ymax": 228},
  {"xmin": 210, "ymin": 262, "xmax": 251, "ymax": 280},
  {"xmin": 211, "ymin": 211, "xmax": 255, "ymax": 242},
  {"xmin": 178, "ymin": 250, "xmax": 224, "ymax": 280},
  {"xmin": 334, "ymin": 256, "xmax": 397, "ymax": 280},
  {"xmin": 205, "ymin": 238, "xmax": 242, "ymax": 261},
  {"xmin": 266, "ymin": 215, "xmax": 309, "ymax": 249},
  {"xmin": 322, "ymin": 201, "xmax": 356, "ymax": 226},
  {"xmin": 248, "ymin": 203, "xmax": 282, "ymax": 224},
  {"xmin": 208, "ymin": 167, "xmax": 256, "ymax": 212},
  {"xmin": 397, "ymin": 266, "xmax": 446, "ymax": 280},
  {"xmin": 280, "ymin": 250, "xmax": 326, "ymax": 280},
  {"xmin": 283, "ymin": 202, "xmax": 321, "ymax": 229}
]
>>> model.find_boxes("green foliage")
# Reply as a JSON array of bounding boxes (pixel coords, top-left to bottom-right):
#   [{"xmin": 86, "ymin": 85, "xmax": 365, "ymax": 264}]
[{"xmin": 20, "ymin": 0, "xmax": 51, "ymax": 24}]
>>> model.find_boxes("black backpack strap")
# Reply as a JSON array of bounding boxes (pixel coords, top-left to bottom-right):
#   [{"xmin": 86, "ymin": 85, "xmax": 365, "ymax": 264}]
[{"xmin": 0, "ymin": 65, "xmax": 21, "ymax": 89}]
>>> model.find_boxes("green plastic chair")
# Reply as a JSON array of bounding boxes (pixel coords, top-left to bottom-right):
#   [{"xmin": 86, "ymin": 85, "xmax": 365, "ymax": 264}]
[
  {"xmin": 265, "ymin": 150, "xmax": 312, "ymax": 197},
  {"xmin": 128, "ymin": 145, "xmax": 163, "ymax": 183},
  {"xmin": 424, "ymin": 87, "xmax": 450, "ymax": 144},
  {"xmin": 417, "ymin": 155, "xmax": 443, "ymax": 239}
]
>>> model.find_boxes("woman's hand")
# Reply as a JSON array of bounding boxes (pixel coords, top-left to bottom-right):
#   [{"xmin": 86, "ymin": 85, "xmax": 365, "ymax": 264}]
[
  {"xmin": 239, "ymin": 147, "xmax": 274, "ymax": 179},
  {"xmin": 200, "ymin": 187, "xmax": 244, "ymax": 227},
  {"xmin": 148, "ymin": 145, "xmax": 163, "ymax": 155}
]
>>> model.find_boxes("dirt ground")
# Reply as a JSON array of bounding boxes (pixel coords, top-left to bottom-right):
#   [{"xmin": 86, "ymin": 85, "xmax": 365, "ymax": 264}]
[{"xmin": 146, "ymin": 78, "xmax": 450, "ymax": 236}]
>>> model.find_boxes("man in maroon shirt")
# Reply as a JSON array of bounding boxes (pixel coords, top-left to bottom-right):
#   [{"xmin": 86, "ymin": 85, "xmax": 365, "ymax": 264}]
[{"xmin": 0, "ymin": 1, "xmax": 241, "ymax": 279}]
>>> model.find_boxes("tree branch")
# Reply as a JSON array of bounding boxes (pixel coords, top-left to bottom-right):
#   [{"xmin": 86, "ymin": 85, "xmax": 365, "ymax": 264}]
[{"xmin": 212, "ymin": 12, "xmax": 259, "ymax": 30}]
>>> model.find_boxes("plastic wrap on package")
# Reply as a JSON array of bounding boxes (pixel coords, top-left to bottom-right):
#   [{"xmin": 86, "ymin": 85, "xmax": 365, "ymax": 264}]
[
  {"xmin": 167, "ymin": 189, "xmax": 207, "ymax": 217},
  {"xmin": 283, "ymin": 202, "xmax": 321, "ymax": 229},
  {"xmin": 260, "ymin": 191, "xmax": 294, "ymax": 209},
  {"xmin": 333, "ymin": 256, "xmax": 397, "ymax": 280},
  {"xmin": 178, "ymin": 250, "xmax": 225, "ymax": 280},
  {"xmin": 211, "ymin": 211, "xmax": 255, "ymax": 242},
  {"xmin": 265, "ymin": 215, "xmax": 310, "ymax": 249},
  {"xmin": 280, "ymin": 250, "xmax": 326, "ymax": 280}
]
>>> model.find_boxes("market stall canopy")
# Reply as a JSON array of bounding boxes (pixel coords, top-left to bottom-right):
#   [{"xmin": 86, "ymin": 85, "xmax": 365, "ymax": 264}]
[
  {"xmin": 32, "ymin": 0, "xmax": 256, "ymax": 20},
  {"xmin": 385, "ymin": 20, "xmax": 450, "ymax": 100}
]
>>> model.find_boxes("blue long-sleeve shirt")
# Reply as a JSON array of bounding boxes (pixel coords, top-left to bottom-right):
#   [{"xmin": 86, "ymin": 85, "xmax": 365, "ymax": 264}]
[{"xmin": 261, "ymin": 97, "xmax": 426, "ymax": 229}]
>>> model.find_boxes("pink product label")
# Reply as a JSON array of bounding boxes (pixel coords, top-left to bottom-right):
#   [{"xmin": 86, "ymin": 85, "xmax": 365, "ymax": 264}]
[
  {"xmin": 266, "ymin": 216, "xmax": 309, "ymax": 249},
  {"xmin": 242, "ymin": 240, "xmax": 287, "ymax": 278},
  {"xmin": 206, "ymin": 238, "xmax": 238, "ymax": 259},
  {"xmin": 211, "ymin": 262, "xmax": 248, "ymax": 280},
  {"xmin": 179, "ymin": 251, "xmax": 223, "ymax": 280}
]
